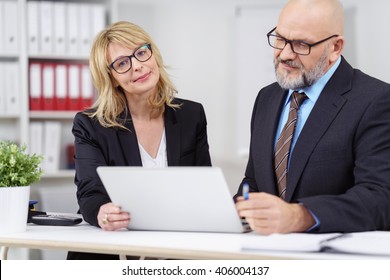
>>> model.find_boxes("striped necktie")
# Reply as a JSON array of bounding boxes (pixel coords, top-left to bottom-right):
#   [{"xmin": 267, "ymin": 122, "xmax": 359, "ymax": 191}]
[{"xmin": 274, "ymin": 91, "xmax": 307, "ymax": 199}]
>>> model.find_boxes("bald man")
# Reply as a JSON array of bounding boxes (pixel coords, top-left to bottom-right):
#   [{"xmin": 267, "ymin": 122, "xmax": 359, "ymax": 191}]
[{"xmin": 235, "ymin": 0, "xmax": 390, "ymax": 234}]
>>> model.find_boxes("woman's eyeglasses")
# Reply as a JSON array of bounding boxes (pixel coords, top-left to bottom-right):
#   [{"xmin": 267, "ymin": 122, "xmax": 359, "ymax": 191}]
[{"xmin": 109, "ymin": 43, "xmax": 153, "ymax": 74}]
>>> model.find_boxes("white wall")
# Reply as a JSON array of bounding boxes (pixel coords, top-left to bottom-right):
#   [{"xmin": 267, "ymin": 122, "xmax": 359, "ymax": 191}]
[{"xmin": 112, "ymin": 0, "xmax": 390, "ymax": 193}]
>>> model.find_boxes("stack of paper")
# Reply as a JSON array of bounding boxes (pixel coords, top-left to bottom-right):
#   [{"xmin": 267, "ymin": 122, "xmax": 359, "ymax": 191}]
[
  {"xmin": 242, "ymin": 233, "xmax": 340, "ymax": 252},
  {"xmin": 242, "ymin": 231, "xmax": 390, "ymax": 256}
]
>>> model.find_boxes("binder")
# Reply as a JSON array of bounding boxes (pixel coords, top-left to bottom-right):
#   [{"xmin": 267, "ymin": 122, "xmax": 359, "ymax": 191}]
[
  {"xmin": 67, "ymin": 144, "xmax": 75, "ymax": 169},
  {"xmin": 67, "ymin": 3, "xmax": 80, "ymax": 54},
  {"xmin": 43, "ymin": 121, "xmax": 61, "ymax": 173},
  {"xmin": 0, "ymin": 3, "xmax": 4, "ymax": 53},
  {"xmin": 3, "ymin": 1, "xmax": 19, "ymax": 53},
  {"xmin": 68, "ymin": 64, "xmax": 81, "ymax": 111},
  {"xmin": 39, "ymin": 1, "xmax": 53, "ymax": 54},
  {"xmin": 0, "ymin": 63, "xmax": 5, "ymax": 113},
  {"xmin": 91, "ymin": 4, "xmax": 106, "ymax": 41},
  {"xmin": 53, "ymin": 1, "xmax": 66, "ymax": 54},
  {"xmin": 29, "ymin": 63, "xmax": 42, "ymax": 111},
  {"xmin": 54, "ymin": 64, "xmax": 68, "ymax": 111},
  {"xmin": 42, "ymin": 63, "xmax": 55, "ymax": 111},
  {"xmin": 80, "ymin": 64, "xmax": 94, "ymax": 110},
  {"xmin": 27, "ymin": 1, "xmax": 40, "ymax": 54},
  {"xmin": 79, "ymin": 4, "xmax": 91, "ymax": 56},
  {"xmin": 4, "ymin": 61, "xmax": 20, "ymax": 114},
  {"xmin": 29, "ymin": 121, "xmax": 44, "ymax": 167}
]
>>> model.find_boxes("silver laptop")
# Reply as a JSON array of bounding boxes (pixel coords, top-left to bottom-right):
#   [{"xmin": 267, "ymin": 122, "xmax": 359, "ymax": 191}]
[{"xmin": 96, "ymin": 166, "xmax": 250, "ymax": 233}]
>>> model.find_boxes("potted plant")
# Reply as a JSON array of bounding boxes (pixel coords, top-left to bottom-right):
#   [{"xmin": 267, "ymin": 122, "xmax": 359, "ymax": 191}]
[{"xmin": 0, "ymin": 141, "xmax": 43, "ymax": 233}]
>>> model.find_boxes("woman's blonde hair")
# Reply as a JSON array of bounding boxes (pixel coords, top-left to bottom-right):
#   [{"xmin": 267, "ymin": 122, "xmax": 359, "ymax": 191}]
[{"xmin": 87, "ymin": 21, "xmax": 179, "ymax": 129}]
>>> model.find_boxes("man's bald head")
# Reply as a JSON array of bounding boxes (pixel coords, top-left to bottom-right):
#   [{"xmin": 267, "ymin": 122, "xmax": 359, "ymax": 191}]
[{"xmin": 278, "ymin": 0, "xmax": 344, "ymax": 37}]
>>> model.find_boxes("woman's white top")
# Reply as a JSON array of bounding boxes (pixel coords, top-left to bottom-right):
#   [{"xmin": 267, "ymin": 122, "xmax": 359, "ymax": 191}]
[{"xmin": 138, "ymin": 129, "xmax": 168, "ymax": 168}]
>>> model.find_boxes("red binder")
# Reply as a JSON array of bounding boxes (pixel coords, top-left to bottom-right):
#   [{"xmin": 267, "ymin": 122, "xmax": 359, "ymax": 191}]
[
  {"xmin": 66, "ymin": 143, "xmax": 75, "ymax": 169},
  {"xmin": 80, "ymin": 64, "xmax": 94, "ymax": 110}
]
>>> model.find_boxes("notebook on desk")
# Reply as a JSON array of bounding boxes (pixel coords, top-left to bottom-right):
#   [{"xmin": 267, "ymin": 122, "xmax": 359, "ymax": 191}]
[{"xmin": 96, "ymin": 166, "xmax": 250, "ymax": 233}]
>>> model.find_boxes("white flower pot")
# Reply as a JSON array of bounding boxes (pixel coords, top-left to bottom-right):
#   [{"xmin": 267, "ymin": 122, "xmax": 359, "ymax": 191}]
[{"xmin": 0, "ymin": 186, "xmax": 30, "ymax": 234}]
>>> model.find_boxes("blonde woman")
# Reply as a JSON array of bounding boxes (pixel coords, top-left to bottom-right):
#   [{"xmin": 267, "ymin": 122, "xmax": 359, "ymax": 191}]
[{"xmin": 68, "ymin": 21, "xmax": 211, "ymax": 259}]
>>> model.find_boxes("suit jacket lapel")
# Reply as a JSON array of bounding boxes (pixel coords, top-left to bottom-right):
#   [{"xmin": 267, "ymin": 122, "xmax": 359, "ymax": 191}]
[
  {"xmin": 253, "ymin": 86, "xmax": 287, "ymax": 195},
  {"xmin": 117, "ymin": 110, "xmax": 142, "ymax": 166},
  {"xmin": 285, "ymin": 57, "xmax": 353, "ymax": 201},
  {"xmin": 165, "ymin": 106, "xmax": 181, "ymax": 166}
]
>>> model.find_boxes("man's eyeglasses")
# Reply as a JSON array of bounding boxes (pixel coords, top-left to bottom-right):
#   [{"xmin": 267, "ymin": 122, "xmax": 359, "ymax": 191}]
[
  {"xmin": 266, "ymin": 27, "xmax": 339, "ymax": 55},
  {"xmin": 109, "ymin": 43, "xmax": 152, "ymax": 74}
]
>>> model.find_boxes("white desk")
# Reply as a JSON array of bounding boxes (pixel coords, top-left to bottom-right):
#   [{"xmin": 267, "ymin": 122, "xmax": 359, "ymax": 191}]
[{"xmin": 1, "ymin": 223, "xmax": 388, "ymax": 260}]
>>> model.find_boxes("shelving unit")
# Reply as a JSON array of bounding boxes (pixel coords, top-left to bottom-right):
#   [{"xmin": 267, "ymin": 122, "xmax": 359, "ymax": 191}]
[
  {"xmin": 0, "ymin": 0, "xmax": 110, "ymax": 209},
  {"xmin": 0, "ymin": 0, "xmax": 111, "ymax": 259},
  {"xmin": 0, "ymin": 0, "xmax": 27, "ymax": 146}
]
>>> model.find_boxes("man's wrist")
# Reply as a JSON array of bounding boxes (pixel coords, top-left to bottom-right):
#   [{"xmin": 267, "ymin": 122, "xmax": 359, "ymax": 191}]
[{"xmin": 292, "ymin": 203, "xmax": 316, "ymax": 232}]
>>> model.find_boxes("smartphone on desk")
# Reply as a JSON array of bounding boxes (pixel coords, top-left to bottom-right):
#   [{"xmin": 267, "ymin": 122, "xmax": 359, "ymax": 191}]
[{"xmin": 31, "ymin": 214, "xmax": 83, "ymax": 226}]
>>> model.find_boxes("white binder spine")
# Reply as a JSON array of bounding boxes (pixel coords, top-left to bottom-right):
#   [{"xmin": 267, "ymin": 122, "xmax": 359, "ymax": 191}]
[
  {"xmin": 66, "ymin": 3, "xmax": 80, "ymax": 55},
  {"xmin": 53, "ymin": 1, "xmax": 67, "ymax": 54},
  {"xmin": 43, "ymin": 121, "xmax": 61, "ymax": 173},
  {"xmin": 39, "ymin": 1, "xmax": 54, "ymax": 54},
  {"xmin": 4, "ymin": 61, "xmax": 20, "ymax": 114},
  {"xmin": 0, "ymin": 63, "xmax": 5, "ymax": 114},
  {"xmin": 3, "ymin": 1, "xmax": 19, "ymax": 53},
  {"xmin": 29, "ymin": 121, "xmax": 44, "ymax": 168},
  {"xmin": 27, "ymin": 1, "xmax": 40, "ymax": 54}
]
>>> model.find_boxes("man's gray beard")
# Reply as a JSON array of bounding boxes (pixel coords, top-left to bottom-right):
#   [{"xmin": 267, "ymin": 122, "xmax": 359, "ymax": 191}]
[{"xmin": 274, "ymin": 50, "xmax": 328, "ymax": 90}]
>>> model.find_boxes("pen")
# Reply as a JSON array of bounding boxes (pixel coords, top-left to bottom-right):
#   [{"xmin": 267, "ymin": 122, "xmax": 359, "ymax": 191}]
[{"xmin": 243, "ymin": 183, "xmax": 249, "ymax": 200}]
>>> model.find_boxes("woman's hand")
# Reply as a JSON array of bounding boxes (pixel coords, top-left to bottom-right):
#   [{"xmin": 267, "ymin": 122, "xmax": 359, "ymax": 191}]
[{"xmin": 97, "ymin": 202, "xmax": 130, "ymax": 231}]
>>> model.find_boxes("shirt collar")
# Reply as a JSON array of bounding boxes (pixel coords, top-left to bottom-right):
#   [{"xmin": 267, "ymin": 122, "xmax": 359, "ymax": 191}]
[{"xmin": 285, "ymin": 56, "xmax": 342, "ymax": 105}]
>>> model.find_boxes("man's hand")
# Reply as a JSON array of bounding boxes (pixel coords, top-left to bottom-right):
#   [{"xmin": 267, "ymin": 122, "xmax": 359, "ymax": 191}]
[{"xmin": 236, "ymin": 192, "xmax": 315, "ymax": 234}]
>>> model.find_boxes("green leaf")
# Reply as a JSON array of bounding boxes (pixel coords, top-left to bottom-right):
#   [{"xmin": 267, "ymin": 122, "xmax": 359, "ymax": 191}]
[{"xmin": 0, "ymin": 141, "xmax": 43, "ymax": 187}]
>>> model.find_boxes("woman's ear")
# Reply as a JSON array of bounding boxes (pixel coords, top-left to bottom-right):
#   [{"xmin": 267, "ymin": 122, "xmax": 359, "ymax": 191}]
[{"xmin": 111, "ymin": 76, "xmax": 119, "ymax": 88}]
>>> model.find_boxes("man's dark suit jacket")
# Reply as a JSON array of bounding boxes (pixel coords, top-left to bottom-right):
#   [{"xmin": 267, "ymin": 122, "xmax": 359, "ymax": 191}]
[
  {"xmin": 235, "ymin": 57, "xmax": 390, "ymax": 233},
  {"xmin": 68, "ymin": 98, "xmax": 211, "ymax": 259}
]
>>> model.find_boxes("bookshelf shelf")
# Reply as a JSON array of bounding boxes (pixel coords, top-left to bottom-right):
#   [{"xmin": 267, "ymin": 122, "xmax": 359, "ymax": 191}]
[
  {"xmin": 0, "ymin": 114, "xmax": 20, "ymax": 119},
  {"xmin": 41, "ymin": 170, "xmax": 75, "ymax": 179},
  {"xmin": 28, "ymin": 54, "xmax": 90, "ymax": 61},
  {"xmin": 29, "ymin": 111, "xmax": 78, "ymax": 120},
  {"xmin": 0, "ymin": 53, "xmax": 19, "ymax": 59}
]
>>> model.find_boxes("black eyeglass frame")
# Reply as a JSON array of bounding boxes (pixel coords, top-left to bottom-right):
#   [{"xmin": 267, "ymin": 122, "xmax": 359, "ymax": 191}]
[
  {"xmin": 266, "ymin": 27, "xmax": 339, "ymax": 55},
  {"xmin": 109, "ymin": 43, "xmax": 152, "ymax": 74}
]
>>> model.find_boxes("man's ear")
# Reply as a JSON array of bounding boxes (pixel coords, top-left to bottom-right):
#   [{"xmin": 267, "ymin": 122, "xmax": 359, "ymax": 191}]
[{"xmin": 330, "ymin": 36, "xmax": 344, "ymax": 62}]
